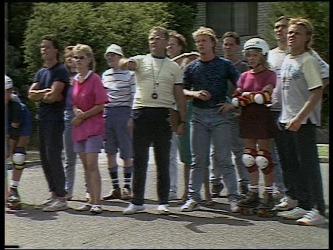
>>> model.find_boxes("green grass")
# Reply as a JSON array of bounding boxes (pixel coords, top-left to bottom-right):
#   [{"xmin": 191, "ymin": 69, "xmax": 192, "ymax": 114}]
[{"xmin": 318, "ymin": 145, "xmax": 329, "ymax": 158}]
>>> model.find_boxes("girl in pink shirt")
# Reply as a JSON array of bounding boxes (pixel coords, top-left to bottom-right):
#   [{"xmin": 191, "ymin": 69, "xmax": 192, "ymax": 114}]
[
  {"xmin": 71, "ymin": 44, "xmax": 108, "ymax": 214},
  {"xmin": 232, "ymin": 38, "xmax": 277, "ymax": 217}
]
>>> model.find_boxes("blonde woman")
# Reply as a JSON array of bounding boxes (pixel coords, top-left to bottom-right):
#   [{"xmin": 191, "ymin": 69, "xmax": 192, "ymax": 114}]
[{"xmin": 71, "ymin": 44, "xmax": 108, "ymax": 214}]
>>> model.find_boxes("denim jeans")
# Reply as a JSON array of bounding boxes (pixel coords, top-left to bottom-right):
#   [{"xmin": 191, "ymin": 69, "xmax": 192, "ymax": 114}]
[
  {"xmin": 275, "ymin": 122, "xmax": 325, "ymax": 214},
  {"xmin": 63, "ymin": 110, "xmax": 77, "ymax": 196},
  {"xmin": 39, "ymin": 120, "xmax": 66, "ymax": 197},
  {"xmin": 169, "ymin": 132, "xmax": 179, "ymax": 193},
  {"xmin": 131, "ymin": 108, "xmax": 172, "ymax": 205},
  {"xmin": 189, "ymin": 106, "xmax": 238, "ymax": 202},
  {"xmin": 211, "ymin": 113, "xmax": 249, "ymax": 186}
]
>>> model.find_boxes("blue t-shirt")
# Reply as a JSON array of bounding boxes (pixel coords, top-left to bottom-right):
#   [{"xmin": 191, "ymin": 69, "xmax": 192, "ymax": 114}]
[
  {"xmin": 184, "ymin": 56, "xmax": 239, "ymax": 109},
  {"xmin": 34, "ymin": 63, "xmax": 70, "ymax": 121}
]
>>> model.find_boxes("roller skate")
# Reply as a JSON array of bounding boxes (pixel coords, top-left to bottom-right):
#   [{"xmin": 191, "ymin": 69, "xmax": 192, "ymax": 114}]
[
  {"xmin": 211, "ymin": 182, "xmax": 224, "ymax": 198},
  {"xmin": 238, "ymin": 191, "xmax": 260, "ymax": 215},
  {"xmin": 7, "ymin": 187, "xmax": 22, "ymax": 210},
  {"xmin": 239, "ymin": 181, "xmax": 249, "ymax": 197},
  {"xmin": 256, "ymin": 192, "xmax": 277, "ymax": 218}
]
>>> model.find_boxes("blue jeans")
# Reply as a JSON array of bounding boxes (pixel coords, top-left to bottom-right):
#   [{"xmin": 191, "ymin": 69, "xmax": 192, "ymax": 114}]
[
  {"xmin": 189, "ymin": 107, "xmax": 238, "ymax": 202},
  {"xmin": 275, "ymin": 122, "xmax": 325, "ymax": 214},
  {"xmin": 39, "ymin": 120, "xmax": 66, "ymax": 197},
  {"xmin": 211, "ymin": 113, "xmax": 249, "ymax": 186},
  {"xmin": 63, "ymin": 110, "xmax": 77, "ymax": 196},
  {"xmin": 169, "ymin": 132, "xmax": 179, "ymax": 193}
]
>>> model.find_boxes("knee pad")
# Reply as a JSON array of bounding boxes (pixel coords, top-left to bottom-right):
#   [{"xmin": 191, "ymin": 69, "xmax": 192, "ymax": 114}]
[
  {"xmin": 12, "ymin": 147, "xmax": 26, "ymax": 170},
  {"xmin": 255, "ymin": 149, "xmax": 273, "ymax": 174},
  {"xmin": 242, "ymin": 148, "xmax": 258, "ymax": 173}
]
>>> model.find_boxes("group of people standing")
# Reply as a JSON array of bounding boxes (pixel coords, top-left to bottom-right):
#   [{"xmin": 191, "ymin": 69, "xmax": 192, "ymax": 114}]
[{"xmin": 5, "ymin": 16, "xmax": 328, "ymax": 226}]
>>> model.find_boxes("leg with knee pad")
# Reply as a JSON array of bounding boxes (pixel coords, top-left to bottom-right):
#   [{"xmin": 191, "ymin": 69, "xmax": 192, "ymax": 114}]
[
  {"xmin": 12, "ymin": 147, "xmax": 26, "ymax": 170},
  {"xmin": 256, "ymin": 149, "xmax": 273, "ymax": 175},
  {"xmin": 242, "ymin": 148, "xmax": 258, "ymax": 173}
]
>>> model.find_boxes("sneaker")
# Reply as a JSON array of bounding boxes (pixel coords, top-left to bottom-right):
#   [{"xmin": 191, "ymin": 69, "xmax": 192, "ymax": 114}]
[
  {"xmin": 7, "ymin": 187, "xmax": 20, "ymax": 203},
  {"xmin": 278, "ymin": 207, "xmax": 309, "ymax": 220},
  {"xmin": 75, "ymin": 204, "xmax": 91, "ymax": 211},
  {"xmin": 211, "ymin": 183, "xmax": 224, "ymax": 198},
  {"xmin": 274, "ymin": 196, "xmax": 298, "ymax": 211},
  {"xmin": 157, "ymin": 204, "xmax": 170, "ymax": 215},
  {"xmin": 123, "ymin": 203, "xmax": 145, "ymax": 215},
  {"xmin": 42, "ymin": 199, "xmax": 68, "ymax": 212},
  {"xmin": 229, "ymin": 197, "xmax": 240, "ymax": 213},
  {"xmin": 239, "ymin": 182, "xmax": 249, "ymax": 196},
  {"xmin": 90, "ymin": 205, "xmax": 102, "ymax": 214},
  {"xmin": 296, "ymin": 209, "xmax": 328, "ymax": 226},
  {"xmin": 41, "ymin": 197, "xmax": 56, "ymax": 206},
  {"xmin": 121, "ymin": 187, "xmax": 132, "ymax": 200},
  {"xmin": 180, "ymin": 199, "xmax": 200, "ymax": 212},
  {"xmin": 103, "ymin": 188, "xmax": 121, "ymax": 200},
  {"xmin": 169, "ymin": 191, "xmax": 178, "ymax": 201},
  {"xmin": 272, "ymin": 191, "xmax": 285, "ymax": 202}
]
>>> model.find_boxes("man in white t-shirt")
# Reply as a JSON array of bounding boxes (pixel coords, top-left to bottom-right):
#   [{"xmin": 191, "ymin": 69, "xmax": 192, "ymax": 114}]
[
  {"xmin": 276, "ymin": 18, "xmax": 327, "ymax": 226},
  {"xmin": 268, "ymin": 16, "xmax": 329, "ymax": 212},
  {"xmin": 120, "ymin": 26, "xmax": 187, "ymax": 215}
]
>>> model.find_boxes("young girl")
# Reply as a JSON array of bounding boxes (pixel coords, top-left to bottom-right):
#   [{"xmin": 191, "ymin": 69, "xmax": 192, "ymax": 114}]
[{"xmin": 232, "ymin": 38, "xmax": 277, "ymax": 216}]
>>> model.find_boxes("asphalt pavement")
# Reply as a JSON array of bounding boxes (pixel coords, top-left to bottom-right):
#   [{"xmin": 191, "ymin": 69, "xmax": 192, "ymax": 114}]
[{"xmin": 5, "ymin": 148, "xmax": 329, "ymax": 249}]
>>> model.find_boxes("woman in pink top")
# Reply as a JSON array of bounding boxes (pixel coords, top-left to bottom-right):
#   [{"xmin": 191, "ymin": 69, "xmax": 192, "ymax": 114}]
[
  {"xmin": 71, "ymin": 44, "xmax": 108, "ymax": 214},
  {"xmin": 231, "ymin": 38, "xmax": 277, "ymax": 217}
]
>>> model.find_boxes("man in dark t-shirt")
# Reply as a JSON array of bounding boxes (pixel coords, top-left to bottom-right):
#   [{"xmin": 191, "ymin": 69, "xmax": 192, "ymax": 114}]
[{"xmin": 28, "ymin": 34, "xmax": 69, "ymax": 212}]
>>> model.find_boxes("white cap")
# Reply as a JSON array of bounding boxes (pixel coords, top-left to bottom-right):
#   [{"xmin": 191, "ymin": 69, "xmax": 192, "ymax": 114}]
[
  {"xmin": 243, "ymin": 38, "xmax": 270, "ymax": 56},
  {"xmin": 104, "ymin": 44, "xmax": 124, "ymax": 57},
  {"xmin": 5, "ymin": 75, "xmax": 13, "ymax": 90}
]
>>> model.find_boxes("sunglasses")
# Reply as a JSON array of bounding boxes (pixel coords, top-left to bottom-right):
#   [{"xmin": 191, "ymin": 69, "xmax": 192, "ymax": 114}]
[{"xmin": 73, "ymin": 56, "xmax": 86, "ymax": 60}]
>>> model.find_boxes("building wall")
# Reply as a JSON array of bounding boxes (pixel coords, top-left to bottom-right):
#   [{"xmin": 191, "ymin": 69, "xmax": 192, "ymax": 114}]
[{"xmin": 193, "ymin": 2, "xmax": 274, "ymax": 56}]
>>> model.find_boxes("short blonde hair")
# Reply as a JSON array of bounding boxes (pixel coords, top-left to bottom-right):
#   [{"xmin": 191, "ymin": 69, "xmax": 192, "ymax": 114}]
[
  {"xmin": 73, "ymin": 44, "xmax": 96, "ymax": 71},
  {"xmin": 149, "ymin": 26, "xmax": 169, "ymax": 40},
  {"xmin": 289, "ymin": 17, "xmax": 314, "ymax": 50},
  {"xmin": 192, "ymin": 26, "xmax": 218, "ymax": 47}
]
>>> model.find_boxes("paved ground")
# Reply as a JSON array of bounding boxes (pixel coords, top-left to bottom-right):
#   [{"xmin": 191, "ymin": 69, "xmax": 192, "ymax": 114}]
[{"xmin": 5, "ymin": 148, "xmax": 329, "ymax": 249}]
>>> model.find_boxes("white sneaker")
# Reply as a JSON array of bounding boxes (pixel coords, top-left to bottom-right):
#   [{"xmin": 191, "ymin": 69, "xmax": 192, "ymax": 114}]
[
  {"xmin": 274, "ymin": 196, "xmax": 298, "ymax": 211},
  {"xmin": 75, "ymin": 204, "xmax": 92, "ymax": 211},
  {"xmin": 278, "ymin": 207, "xmax": 308, "ymax": 220},
  {"xmin": 169, "ymin": 191, "xmax": 178, "ymax": 201},
  {"xmin": 157, "ymin": 204, "xmax": 170, "ymax": 215},
  {"xmin": 180, "ymin": 199, "xmax": 200, "ymax": 212},
  {"xmin": 229, "ymin": 200, "xmax": 240, "ymax": 213},
  {"xmin": 41, "ymin": 197, "xmax": 55, "ymax": 206},
  {"xmin": 123, "ymin": 203, "xmax": 145, "ymax": 215},
  {"xmin": 90, "ymin": 205, "xmax": 103, "ymax": 214},
  {"xmin": 296, "ymin": 209, "xmax": 328, "ymax": 226},
  {"xmin": 43, "ymin": 199, "xmax": 68, "ymax": 212}
]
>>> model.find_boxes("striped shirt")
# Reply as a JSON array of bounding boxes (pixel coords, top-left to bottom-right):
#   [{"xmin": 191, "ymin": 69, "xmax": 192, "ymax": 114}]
[{"xmin": 102, "ymin": 68, "xmax": 136, "ymax": 108}]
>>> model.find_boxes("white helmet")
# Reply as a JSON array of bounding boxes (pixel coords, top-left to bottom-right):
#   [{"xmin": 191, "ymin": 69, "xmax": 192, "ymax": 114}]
[
  {"xmin": 243, "ymin": 38, "xmax": 270, "ymax": 56},
  {"xmin": 5, "ymin": 75, "xmax": 13, "ymax": 90}
]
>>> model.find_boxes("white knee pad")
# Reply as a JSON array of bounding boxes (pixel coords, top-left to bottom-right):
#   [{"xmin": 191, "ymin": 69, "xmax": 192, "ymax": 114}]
[
  {"xmin": 12, "ymin": 153, "xmax": 26, "ymax": 170},
  {"xmin": 242, "ymin": 153, "xmax": 256, "ymax": 167},
  {"xmin": 242, "ymin": 148, "xmax": 257, "ymax": 173},
  {"xmin": 256, "ymin": 150, "xmax": 273, "ymax": 174},
  {"xmin": 255, "ymin": 155, "xmax": 269, "ymax": 169}
]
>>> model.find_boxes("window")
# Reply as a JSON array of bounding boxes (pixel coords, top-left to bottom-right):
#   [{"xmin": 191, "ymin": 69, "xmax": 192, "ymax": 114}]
[{"xmin": 206, "ymin": 2, "xmax": 257, "ymax": 37}]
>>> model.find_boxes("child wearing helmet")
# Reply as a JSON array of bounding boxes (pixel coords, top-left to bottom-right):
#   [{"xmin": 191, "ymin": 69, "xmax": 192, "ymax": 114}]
[
  {"xmin": 232, "ymin": 38, "xmax": 278, "ymax": 216},
  {"xmin": 5, "ymin": 75, "xmax": 33, "ymax": 211}
]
